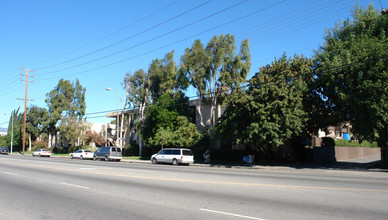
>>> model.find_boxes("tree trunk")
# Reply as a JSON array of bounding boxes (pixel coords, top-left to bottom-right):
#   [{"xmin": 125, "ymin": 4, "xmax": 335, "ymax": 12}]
[
  {"xmin": 196, "ymin": 97, "xmax": 206, "ymax": 130},
  {"xmin": 48, "ymin": 133, "xmax": 52, "ymax": 148},
  {"xmin": 28, "ymin": 133, "xmax": 32, "ymax": 151}
]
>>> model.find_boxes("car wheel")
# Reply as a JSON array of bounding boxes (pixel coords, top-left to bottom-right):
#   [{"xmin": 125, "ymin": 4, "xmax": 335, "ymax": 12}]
[
  {"xmin": 32, "ymin": 154, "xmax": 35, "ymax": 157},
  {"xmin": 152, "ymin": 158, "xmax": 157, "ymax": 164},
  {"xmin": 80, "ymin": 155, "xmax": 83, "ymax": 160},
  {"xmin": 104, "ymin": 155, "xmax": 109, "ymax": 161},
  {"xmin": 93, "ymin": 155, "xmax": 97, "ymax": 161},
  {"xmin": 70, "ymin": 155, "xmax": 74, "ymax": 159},
  {"xmin": 172, "ymin": 159, "xmax": 178, "ymax": 166},
  {"xmin": 39, "ymin": 153, "xmax": 41, "ymax": 157}
]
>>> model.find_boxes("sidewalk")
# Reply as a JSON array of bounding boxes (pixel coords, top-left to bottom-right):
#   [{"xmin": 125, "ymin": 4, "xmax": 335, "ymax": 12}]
[
  {"xmin": 13, "ymin": 153, "xmax": 382, "ymax": 171},
  {"xmin": 121, "ymin": 156, "xmax": 384, "ymax": 170}
]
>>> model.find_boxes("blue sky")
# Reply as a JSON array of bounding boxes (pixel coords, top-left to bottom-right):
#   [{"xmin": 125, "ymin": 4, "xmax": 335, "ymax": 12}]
[{"xmin": 0, "ymin": 0, "xmax": 385, "ymax": 128}]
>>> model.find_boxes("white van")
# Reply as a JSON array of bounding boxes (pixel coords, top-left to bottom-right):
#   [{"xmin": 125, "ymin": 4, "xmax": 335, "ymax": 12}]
[{"xmin": 151, "ymin": 148, "xmax": 194, "ymax": 165}]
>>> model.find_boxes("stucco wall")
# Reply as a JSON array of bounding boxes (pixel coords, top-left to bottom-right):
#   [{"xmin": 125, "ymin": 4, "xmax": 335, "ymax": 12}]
[{"xmin": 335, "ymin": 146, "xmax": 380, "ymax": 161}]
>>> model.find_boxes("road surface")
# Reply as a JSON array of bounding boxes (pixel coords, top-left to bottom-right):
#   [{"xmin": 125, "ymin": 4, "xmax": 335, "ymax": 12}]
[{"xmin": 1, "ymin": 155, "xmax": 387, "ymax": 219}]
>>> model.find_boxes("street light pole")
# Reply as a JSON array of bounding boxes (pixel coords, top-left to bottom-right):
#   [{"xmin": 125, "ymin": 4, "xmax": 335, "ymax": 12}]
[{"xmin": 106, "ymin": 88, "xmax": 120, "ymax": 147}]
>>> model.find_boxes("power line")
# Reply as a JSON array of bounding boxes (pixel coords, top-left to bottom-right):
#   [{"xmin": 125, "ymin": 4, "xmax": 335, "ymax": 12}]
[
  {"xmin": 27, "ymin": 1, "xmax": 182, "ymax": 68},
  {"xmin": 36, "ymin": 0, "xmax": 286, "ymax": 82},
  {"xmin": 249, "ymin": 3, "xmax": 352, "ymax": 47},
  {"xmin": 237, "ymin": 0, "xmax": 329, "ymax": 37},
  {"xmin": 243, "ymin": 0, "xmax": 351, "ymax": 43},
  {"xmin": 82, "ymin": 54, "xmax": 388, "ymax": 118},
  {"xmin": 34, "ymin": 0, "xmax": 214, "ymax": 72},
  {"xmin": 36, "ymin": 0, "xmax": 247, "ymax": 76}
]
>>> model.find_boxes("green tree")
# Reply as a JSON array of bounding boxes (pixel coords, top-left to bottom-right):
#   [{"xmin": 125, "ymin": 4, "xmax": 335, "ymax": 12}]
[
  {"xmin": 149, "ymin": 51, "xmax": 188, "ymax": 102},
  {"xmin": 4, "ymin": 108, "xmax": 24, "ymax": 151},
  {"xmin": 124, "ymin": 69, "xmax": 150, "ymax": 155},
  {"xmin": 214, "ymin": 54, "xmax": 312, "ymax": 158},
  {"xmin": 181, "ymin": 34, "xmax": 251, "ymax": 135},
  {"xmin": 45, "ymin": 78, "xmax": 86, "ymax": 147},
  {"xmin": 313, "ymin": 4, "xmax": 388, "ymax": 162},
  {"xmin": 206, "ymin": 34, "xmax": 251, "ymax": 128},
  {"xmin": 26, "ymin": 105, "xmax": 48, "ymax": 151},
  {"xmin": 124, "ymin": 69, "xmax": 150, "ymax": 120},
  {"xmin": 58, "ymin": 116, "xmax": 86, "ymax": 146},
  {"xmin": 142, "ymin": 92, "xmax": 199, "ymax": 148}
]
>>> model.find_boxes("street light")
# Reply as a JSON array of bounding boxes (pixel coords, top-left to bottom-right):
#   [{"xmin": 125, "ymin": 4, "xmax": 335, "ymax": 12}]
[
  {"xmin": 3, "ymin": 113, "xmax": 13, "ymax": 154},
  {"xmin": 106, "ymin": 87, "xmax": 120, "ymax": 147}
]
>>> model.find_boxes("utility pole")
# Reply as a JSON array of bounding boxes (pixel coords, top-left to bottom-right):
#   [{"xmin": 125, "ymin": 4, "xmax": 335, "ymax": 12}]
[{"xmin": 20, "ymin": 68, "xmax": 33, "ymax": 155}]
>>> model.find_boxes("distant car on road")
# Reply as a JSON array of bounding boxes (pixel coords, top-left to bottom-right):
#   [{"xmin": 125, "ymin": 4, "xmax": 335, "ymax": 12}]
[
  {"xmin": 70, "ymin": 149, "xmax": 93, "ymax": 160},
  {"xmin": 32, "ymin": 149, "xmax": 51, "ymax": 157},
  {"xmin": 0, "ymin": 147, "xmax": 9, "ymax": 155},
  {"xmin": 151, "ymin": 148, "xmax": 194, "ymax": 165},
  {"xmin": 93, "ymin": 146, "xmax": 122, "ymax": 162}
]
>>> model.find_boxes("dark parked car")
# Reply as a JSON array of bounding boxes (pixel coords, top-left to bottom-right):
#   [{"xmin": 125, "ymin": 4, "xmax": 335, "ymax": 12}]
[
  {"xmin": 0, "ymin": 147, "xmax": 9, "ymax": 155},
  {"xmin": 93, "ymin": 146, "xmax": 122, "ymax": 162}
]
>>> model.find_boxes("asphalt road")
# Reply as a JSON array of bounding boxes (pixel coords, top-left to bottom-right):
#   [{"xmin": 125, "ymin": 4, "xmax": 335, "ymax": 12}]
[{"xmin": 1, "ymin": 155, "xmax": 387, "ymax": 220}]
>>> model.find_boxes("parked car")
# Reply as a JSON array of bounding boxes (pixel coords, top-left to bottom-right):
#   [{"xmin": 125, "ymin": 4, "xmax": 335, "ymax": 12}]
[
  {"xmin": 0, "ymin": 147, "xmax": 9, "ymax": 155},
  {"xmin": 93, "ymin": 146, "xmax": 122, "ymax": 162},
  {"xmin": 32, "ymin": 149, "xmax": 51, "ymax": 157},
  {"xmin": 70, "ymin": 149, "xmax": 94, "ymax": 160},
  {"xmin": 151, "ymin": 148, "xmax": 194, "ymax": 165}
]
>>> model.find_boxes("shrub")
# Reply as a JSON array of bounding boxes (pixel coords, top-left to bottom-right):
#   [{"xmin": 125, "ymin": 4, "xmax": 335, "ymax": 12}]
[
  {"xmin": 33, "ymin": 140, "xmax": 48, "ymax": 150},
  {"xmin": 84, "ymin": 131, "xmax": 105, "ymax": 146},
  {"xmin": 123, "ymin": 145, "xmax": 139, "ymax": 156},
  {"xmin": 335, "ymin": 139, "xmax": 378, "ymax": 148},
  {"xmin": 123, "ymin": 145, "xmax": 152, "ymax": 158}
]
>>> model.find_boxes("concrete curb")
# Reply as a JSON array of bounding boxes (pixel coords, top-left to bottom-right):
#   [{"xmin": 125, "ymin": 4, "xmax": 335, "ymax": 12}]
[{"xmin": 7, "ymin": 154, "xmax": 385, "ymax": 171}]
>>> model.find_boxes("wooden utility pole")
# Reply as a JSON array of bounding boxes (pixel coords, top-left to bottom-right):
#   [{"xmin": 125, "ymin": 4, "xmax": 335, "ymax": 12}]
[{"xmin": 20, "ymin": 68, "xmax": 33, "ymax": 155}]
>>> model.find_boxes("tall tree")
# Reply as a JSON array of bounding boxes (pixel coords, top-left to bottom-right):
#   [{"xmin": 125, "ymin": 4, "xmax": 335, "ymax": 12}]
[
  {"xmin": 26, "ymin": 106, "xmax": 48, "ymax": 151},
  {"xmin": 4, "ymin": 107, "xmax": 23, "ymax": 151},
  {"xmin": 26, "ymin": 106, "xmax": 48, "ymax": 141},
  {"xmin": 313, "ymin": 4, "xmax": 388, "ymax": 162},
  {"xmin": 124, "ymin": 69, "xmax": 150, "ymax": 155},
  {"xmin": 206, "ymin": 34, "xmax": 251, "ymax": 128},
  {"xmin": 181, "ymin": 39, "xmax": 209, "ymax": 129},
  {"xmin": 214, "ymin": 54, "xmax": 312, "ymax": 158},
  {"xmin": 181, "ymin": 34, "xmax": 251, "ymax": 135},
  {"xmin": 149, "ymin": 51, "xmax": 188, "ymax": 102},
  {"xmin": 45, "ymin": 78, "xmax": 86, "ymax": 147}
]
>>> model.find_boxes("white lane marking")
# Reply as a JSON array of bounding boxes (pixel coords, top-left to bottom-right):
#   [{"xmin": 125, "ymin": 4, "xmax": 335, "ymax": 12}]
[
  {"xmin": 59, "ymin": 182, "xmax": 90, "ymax": 189},
  {"xmin": 200, "ymin": 208, "xmax": 267, "ymax": 220},
  {"xmin": 3, "ymin": 172, "xmax": 18, "ymax": 176}
]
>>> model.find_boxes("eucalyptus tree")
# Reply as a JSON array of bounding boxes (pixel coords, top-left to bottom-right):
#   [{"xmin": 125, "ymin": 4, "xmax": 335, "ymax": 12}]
[
  {"xmin": 181, "ymin": 39, "xmax": 209, "ymax": 129},
  {"xmin": 148, "ymin": 50, "xmax": 188, "ymax": 102},
  {"xmin": 124, "ymin": 69, "xmax": 150, "ymax": 123},
  {"xmin": 45, "ymin": 78, "xmax": 86, "ymax": 147},
  {"xmin": 181, "ymin": 34, "xmax": 251, "ymax": 132},
  {"xmin": 124, "ymin": 69, "xmax": 150, "ymax": 155}
]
